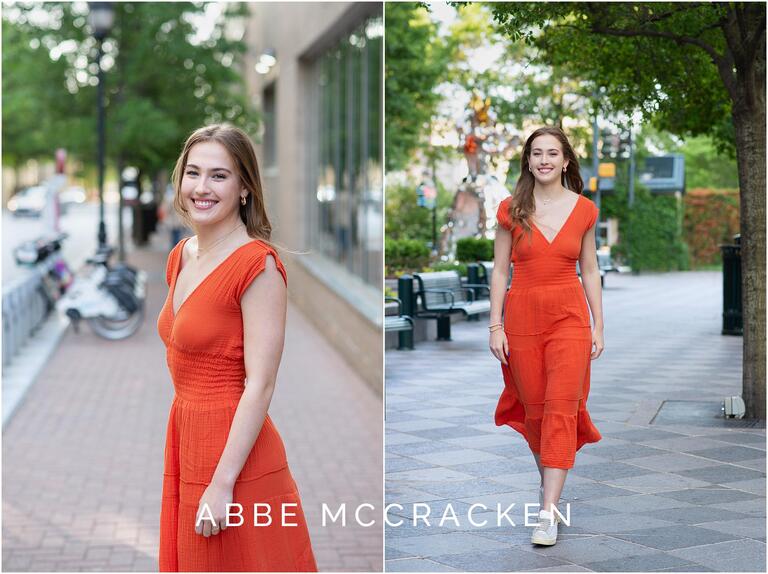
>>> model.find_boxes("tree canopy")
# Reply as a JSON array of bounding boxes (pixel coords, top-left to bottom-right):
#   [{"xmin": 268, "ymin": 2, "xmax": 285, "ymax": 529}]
[
  {"xmin": 2, "ymin": 2, "xmax": 257, "ymax": 184},
  {"xmin": 384, "ymin": 2, "xmax": 447, "ymax": 171},
  {"xmin": 490, "ymin": 2, "xmax": 759, "ymax": 156}
]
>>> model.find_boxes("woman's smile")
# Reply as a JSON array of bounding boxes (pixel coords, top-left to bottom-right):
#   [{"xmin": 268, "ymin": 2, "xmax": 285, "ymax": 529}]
[{"xmin": 191, "ymin": 197, "xmax": 219, "ymax": 211}]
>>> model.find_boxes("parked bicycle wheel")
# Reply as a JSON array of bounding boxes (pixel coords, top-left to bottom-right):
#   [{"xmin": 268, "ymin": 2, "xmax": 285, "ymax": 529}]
[{"xmin": 86, "ymin": 303, "xmax": 145, "ymax": 340}]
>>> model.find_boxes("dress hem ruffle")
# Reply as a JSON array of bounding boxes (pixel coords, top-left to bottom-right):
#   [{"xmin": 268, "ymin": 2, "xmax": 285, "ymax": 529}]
[{"xmin": 494, "ymin": 391, "xmax": 602, "ymax": 469}]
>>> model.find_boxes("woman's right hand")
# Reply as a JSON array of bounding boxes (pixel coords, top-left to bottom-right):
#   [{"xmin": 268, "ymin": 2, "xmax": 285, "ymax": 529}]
[
  {"xmin": 489, "ymin": 329, "xmax": 509, "ymax": 365},
  {"xmin": 195, "ymin": 481, "xmax": 233, "ymax": 537}
]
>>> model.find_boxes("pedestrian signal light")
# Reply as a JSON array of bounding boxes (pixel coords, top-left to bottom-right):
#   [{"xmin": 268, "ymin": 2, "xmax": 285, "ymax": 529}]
[{"xmin": 589, "ymin": 177, "xmax": 598, "ymax": 192}]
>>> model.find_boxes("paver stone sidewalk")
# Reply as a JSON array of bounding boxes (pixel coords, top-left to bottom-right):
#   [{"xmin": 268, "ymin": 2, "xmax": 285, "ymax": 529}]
[
  {"xmin": 385, "ymin": 271, "xmax": 765, "ymax": 573},
  {"xmin": 3, "ymin": 236, "xmax": 382, "ymax": 572}
]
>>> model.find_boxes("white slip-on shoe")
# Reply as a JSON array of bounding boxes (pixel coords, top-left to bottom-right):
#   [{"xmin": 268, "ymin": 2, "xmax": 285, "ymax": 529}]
[{"xmin": 531, "ymin": 509, "xmax": 558, "ymax": 546}]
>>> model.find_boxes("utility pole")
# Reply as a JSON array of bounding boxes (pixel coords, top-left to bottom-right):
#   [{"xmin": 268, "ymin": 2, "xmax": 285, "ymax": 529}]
[
  {"xmin": 431, "ymin": 155, "xmax": 438, "ymax": 256},
  {"xmin": 592, "ymin": 112, "xmax": 601, "ymax": 213},
  {"xmin": 628, "ymin": 124, "xmax": 636, "ymax": 208},
  {"xmin": 96, "ymin": 38, "xmax": 107, "ymax": 248}
]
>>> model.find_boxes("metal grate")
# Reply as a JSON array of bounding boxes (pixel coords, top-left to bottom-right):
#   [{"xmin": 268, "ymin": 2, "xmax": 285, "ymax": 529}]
[{"xmin": 651, "ymin": 400, "xmax": 766, "ymax": 429}]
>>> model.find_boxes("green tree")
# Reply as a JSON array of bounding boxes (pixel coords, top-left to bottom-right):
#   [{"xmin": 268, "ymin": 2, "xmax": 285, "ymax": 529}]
[
  {"xmin": 108, "ymin": 2, "xmax": 256, "ymax": 185},
  {"xmin": 443, "ymin": 3, "xmax": 596, "ymax": 154},
  {"xmin": 3, "ymin": 2, "xmax": 257, "ymax": 192},
  {"xmin": 634, "ymin": 125, "xmax": 739, "ymax": 189},
  {"xmin": 385, "ymin": 180, "xmax": 452, "ymax": 243},
  {"xmin": 384, "ymin": 2, "xmax": 447, "ymax": 171},
  {"xmin": 1, "ymin": 16, "xmax": 78, "ymax": 178},
  {"xmin": 492, "ymin": 2, "xmax": 765, "ymax": 417},
  {"xmin": 451, "ymin": 6, "xmax": 572, "ymax": 116},
  {"xmin": 679, "ymin": 137, "xmax": 739, "ymax": 190}
]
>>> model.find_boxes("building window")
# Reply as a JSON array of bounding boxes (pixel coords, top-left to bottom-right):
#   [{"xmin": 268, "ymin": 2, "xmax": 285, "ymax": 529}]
[
  {"xmin": 262, "ymin": 83, "xmax": 277, "ymax": 169},
  {"xmin": 310, "ymin": 15, "xmax": 382, "ymax": 287}
]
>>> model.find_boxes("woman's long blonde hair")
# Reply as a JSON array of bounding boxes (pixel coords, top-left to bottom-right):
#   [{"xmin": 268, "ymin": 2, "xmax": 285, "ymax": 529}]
[
  {"xmin": 171, "ymin": 124, "xmax": 272, "ymax": 241},
  {"xmin": 507, "ymin": 126, "xmax": 583, "ymax": 250}
]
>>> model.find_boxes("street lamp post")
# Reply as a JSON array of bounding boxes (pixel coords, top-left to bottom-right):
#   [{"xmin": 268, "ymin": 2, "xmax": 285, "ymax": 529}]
[{"xmin": 88, "ymin": 2, "xmax": 114, "ymax": 249}]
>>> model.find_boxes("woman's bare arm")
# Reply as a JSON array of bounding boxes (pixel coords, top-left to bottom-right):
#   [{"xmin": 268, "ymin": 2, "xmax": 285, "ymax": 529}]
[
  {"xmin": 196, "ymin": 255, "xmax": 287, "ymax": 536},
  {"xmin": 489, "ymin": 227, "xmax": 512, "ymax": 365},
  {"xmin": 578, "ymin": 224, "xmax": 604, "ymax": 359}
]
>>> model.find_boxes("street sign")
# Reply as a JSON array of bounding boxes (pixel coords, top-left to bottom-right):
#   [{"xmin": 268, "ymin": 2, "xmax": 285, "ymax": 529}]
[
  {"xmin": 598, "ymin": 162, "xmax": 616, "ymax": 178},
  {"xmin": 417, "ymin": 183, "xmax": 436, "ymax": 209},
  {"xmin": 638, "ymin": 155, "xmax": 685, "ymax": 194}
]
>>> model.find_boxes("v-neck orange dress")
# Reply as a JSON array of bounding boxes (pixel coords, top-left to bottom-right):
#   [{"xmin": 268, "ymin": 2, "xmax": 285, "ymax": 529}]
[
  {"xmin": 494, "ymin": 194, "xmax": 602, "ymax": 469},
  {"xmin": 156, "ymin": 237, "xmax": 317, "ymax": 572}
]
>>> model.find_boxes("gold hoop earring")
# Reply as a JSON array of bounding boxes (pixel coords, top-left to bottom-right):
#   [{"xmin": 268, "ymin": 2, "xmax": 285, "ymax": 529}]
[{"xmin": 241, "ymin": 196, "xmax": 247, "ymax": 206}]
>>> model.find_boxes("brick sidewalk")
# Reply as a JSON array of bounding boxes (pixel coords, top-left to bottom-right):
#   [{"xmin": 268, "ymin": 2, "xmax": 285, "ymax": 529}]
[
  {"xmin": 2, "ymin": 236, "xmax": 383, "ymax": 572},
  {"xmin": 385, "ymin": 271, "xmax": 765, "ymax": 572}
]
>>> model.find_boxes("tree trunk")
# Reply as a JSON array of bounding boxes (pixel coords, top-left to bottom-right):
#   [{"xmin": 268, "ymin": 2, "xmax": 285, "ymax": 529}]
[{"xmin": 732, "ymin": 103, "xmax": 766, "ymax": 420}]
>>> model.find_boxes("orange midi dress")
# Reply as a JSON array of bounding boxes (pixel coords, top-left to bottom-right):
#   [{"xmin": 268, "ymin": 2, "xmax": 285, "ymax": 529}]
[
  {"xmin": 494, "ymin": 194, "xmax": 602, "ymax": 469},
  {"xmin": 156, "ymin": 237, "xmax": 317, "ymax": 572}
]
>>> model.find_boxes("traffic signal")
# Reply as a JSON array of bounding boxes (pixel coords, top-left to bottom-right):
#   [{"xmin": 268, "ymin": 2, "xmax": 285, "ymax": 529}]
[
  {"xmin": 601, "ymin": 129, "xmax": 631, "ymax": 160},
  {"xmin": 618, "ymin": 134, "xmax": 632, "ymax": 159},
  {"xmin": 600, "ymin": 132, "xmax": 620, "ymax": 159}
]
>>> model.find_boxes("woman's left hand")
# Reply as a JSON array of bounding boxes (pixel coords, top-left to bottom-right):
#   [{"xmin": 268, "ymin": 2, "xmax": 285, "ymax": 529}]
[
  {"xmin": 195, "ymin": 481, "xmax": 234, "ymax": 537},
  {"xmin": 591, "ymin": 328, "xmax": 604, "ymax": 360}
]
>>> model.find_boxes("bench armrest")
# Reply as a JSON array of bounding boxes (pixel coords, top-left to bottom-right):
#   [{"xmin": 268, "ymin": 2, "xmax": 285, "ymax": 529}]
[
  {"xmin": 457, "ymin": 287, "xmax": 476, "ymax": 302},
  {"xmin": 464, "ymin": 283, "xmax": 491, "ymax": 291},
  {"xmin": 385, "ymin": 297, "xmax": 403, "ymax": 314}
]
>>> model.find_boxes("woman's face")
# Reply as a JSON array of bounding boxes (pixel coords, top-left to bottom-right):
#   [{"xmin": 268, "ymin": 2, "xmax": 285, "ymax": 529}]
[
  {"xmin": 528, "ymin": 134, "xmax": 569, "ymax": 185},
  {"xmin": 180, "ymin": 141, "xmax": 244, "ymax": 227}
]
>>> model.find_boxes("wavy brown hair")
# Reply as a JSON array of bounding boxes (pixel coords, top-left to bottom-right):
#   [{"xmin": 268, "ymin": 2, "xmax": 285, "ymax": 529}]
[
  {"xmin": 507, "ymin": 126, "xmax": 583, "ymax": 250},
  {"xmin": 171, "ymin": 124, "xmax": 272, "ymax": 241}
]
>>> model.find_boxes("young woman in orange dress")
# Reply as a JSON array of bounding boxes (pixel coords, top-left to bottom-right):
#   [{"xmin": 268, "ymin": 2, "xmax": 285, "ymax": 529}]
[
  {"xmin": 489, "ymin": 126, "xmax": 604, "ymax": 546},
  {"xmin": 156, "ymin": 124, "xmax": 317, "ymax": 571}
]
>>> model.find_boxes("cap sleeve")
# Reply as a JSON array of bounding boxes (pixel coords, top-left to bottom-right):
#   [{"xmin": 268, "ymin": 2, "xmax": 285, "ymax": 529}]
[
  {"xmin": 586, "ymin": 200, "xmax": 599, "ymax": 230},
  {"xmin": 496, "ymin": 197, "xmax": 513, "ymax": 231},
  {"xmin": 234, "ymin": 242, "xmax": 288, "ymax": 301}
]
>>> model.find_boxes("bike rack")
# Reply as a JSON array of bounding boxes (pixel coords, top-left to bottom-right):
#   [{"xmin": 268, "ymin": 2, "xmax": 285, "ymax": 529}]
[{"xmin": 2, "ymin": 269, "xmax": 50, "ymax": 368}]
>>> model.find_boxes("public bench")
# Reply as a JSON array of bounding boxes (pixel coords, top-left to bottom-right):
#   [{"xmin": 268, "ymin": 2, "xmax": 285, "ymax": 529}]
[
  {"xmin": 413, "ymin": 271, "xmax": 490, "ymax": 340},
  {"xmin": 474, "ymin": 261, "xmax": 514, "ymax": 289},
  {"xmin": 385, "ymin": 297, "xmax": 415, "ymax": 349}
]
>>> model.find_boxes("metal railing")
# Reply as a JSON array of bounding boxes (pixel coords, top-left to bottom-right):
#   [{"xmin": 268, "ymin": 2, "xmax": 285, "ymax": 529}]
[{"xmin": 2, "ymin": 268, "xmax": 51, "ymax": 367}]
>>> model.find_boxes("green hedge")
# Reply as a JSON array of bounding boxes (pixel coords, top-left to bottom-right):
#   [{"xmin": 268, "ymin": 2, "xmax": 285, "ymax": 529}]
[
  {"xmin": 385, "ymin": 238, "xmax": 430, "ymax": 273},
  {"xmin": 456, "ymin": 237, "xmax": 494, "ymax": 262},
  {"xmin": 429, "ymin": 261, "xmax": 468, "ymax": 276},
  {"xmin": 609, "ymin": 187, "xmax": 689, "ymax": 272}
]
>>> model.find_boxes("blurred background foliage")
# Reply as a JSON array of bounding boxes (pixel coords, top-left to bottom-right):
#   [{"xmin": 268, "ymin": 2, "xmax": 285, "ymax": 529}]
[
  {"xmin": 384, "ymin": 2, "xmax": 743, "ymax": 276},
  {"xmin": 3, "ymin": 2, "xmax": 257, "ymax": 190}
]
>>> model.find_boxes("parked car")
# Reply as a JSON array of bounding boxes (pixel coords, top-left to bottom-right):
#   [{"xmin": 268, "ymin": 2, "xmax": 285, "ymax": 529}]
[
  {"xmin": 59, "ymin": 186, "xmax": 87, "ymax": 206},
  {"xmin": 58, "ymin": 186, "xmax": 87, "ymax": 214},
  {"xmin": 8, "ymin": 186, "xmax": 47, "ymax": 217}
]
